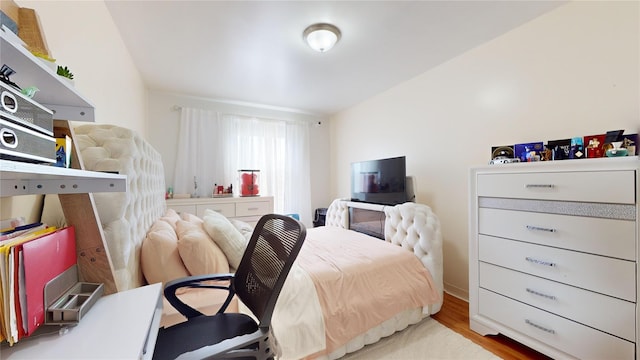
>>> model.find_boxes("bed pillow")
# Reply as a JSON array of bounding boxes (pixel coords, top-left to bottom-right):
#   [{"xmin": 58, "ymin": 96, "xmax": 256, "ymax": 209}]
[
  {"xmin": 229, "ymin": 218, "xmax": 254, "ymax": 241},
  {"xmin": 161, "ymin": 208, "xmax": 182, "ymax": 230},
  {"xmin": 180, "ymin": 211, "xmax": 204, "ymax": 225},
  {"xmin": 202, "ymin": 209, "xmax": 248, "ymax": 269},
  {"xmin": 141, "ymin": 219, "xmax": 190, "ymax": 286},
  {"xmin": 176, "ymin": 219, "xmax": 229, "ymax": 276}
]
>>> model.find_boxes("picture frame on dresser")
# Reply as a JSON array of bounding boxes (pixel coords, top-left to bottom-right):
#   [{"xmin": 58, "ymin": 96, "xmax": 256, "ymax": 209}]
[{"xmin": 468, "ymin": 156, "xmax": 640, "ymax": 360}]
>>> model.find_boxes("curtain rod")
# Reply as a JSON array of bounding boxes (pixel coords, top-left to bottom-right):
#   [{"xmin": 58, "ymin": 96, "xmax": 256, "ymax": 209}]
[{"xmin": 171, "ymin": 104, "xmax": 323, "ymax": 125}]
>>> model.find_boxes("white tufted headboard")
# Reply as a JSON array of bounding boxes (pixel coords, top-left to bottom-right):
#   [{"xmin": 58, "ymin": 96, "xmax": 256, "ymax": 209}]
[
  {"xmin": 42, "ymin": 124, "xmax": 168, "ymax": 292},
  {"xmin": 324, "ymin": 199, "xmax": 444, "ymax": 313},
  {"xmin": 72, "ymin": 124, "xmax": 167, "ymax": 291}
]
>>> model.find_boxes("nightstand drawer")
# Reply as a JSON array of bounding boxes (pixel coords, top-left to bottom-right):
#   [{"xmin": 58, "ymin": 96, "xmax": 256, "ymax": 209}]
[
  {"xmin": 196, "ymin": 203, "xmax": 235, "ymax": 218},
  {"xmin": 236, "ymin": 200, "xmax": 271, "ymax": 217},
  {"xmin": 477, "ymin": 170, "xmax": 635, "ymax": 204},
  {"xmin": 479, "ymin": 262, "xmax": 635, "ymax": 341},
  {"xmin": 479, "ymin": 235, "xmax": 636, "ymax": 301},
  {"xmin": 479, "ymin": 289, "xmax": 634, "ymax": 360},
  {"xmin": 478, "ymin": 208, "xmax": 636, "ymax": 260}
]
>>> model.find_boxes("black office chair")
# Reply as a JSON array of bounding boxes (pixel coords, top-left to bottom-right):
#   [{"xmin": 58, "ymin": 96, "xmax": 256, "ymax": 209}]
[{"xmin": 152, "ymin": 214, "xmax": 306, "ymax": 360}]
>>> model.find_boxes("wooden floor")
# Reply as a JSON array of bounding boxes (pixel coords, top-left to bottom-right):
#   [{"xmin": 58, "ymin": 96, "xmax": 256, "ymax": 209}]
[{"xmin": 431, "ymin": 292, "xmax": 553, "ymax": 360}]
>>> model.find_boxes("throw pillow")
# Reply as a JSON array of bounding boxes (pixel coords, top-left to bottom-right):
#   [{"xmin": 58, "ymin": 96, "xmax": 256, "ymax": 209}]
[
  {"xmin": 202, "ymin": 209, "xmax": 248, "ymax": 269},
  {"xmin": 141, "ymin": 219, "xmax": 190, "ymax": 287},
  {"xmin": 176, "ymin": 220, "xmax": 229, "ymax": 276}
]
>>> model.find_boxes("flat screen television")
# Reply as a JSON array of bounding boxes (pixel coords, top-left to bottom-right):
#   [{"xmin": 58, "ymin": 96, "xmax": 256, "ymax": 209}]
[{"xmin": 350, "ymin": 156, "xmax": 407, "ymax": 205}]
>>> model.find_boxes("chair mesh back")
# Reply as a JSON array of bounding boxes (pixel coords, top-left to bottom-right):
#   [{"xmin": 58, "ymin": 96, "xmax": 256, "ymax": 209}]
[{"xmin": 233, "ymin": 214, "xmax": 306, "ymax": 328}]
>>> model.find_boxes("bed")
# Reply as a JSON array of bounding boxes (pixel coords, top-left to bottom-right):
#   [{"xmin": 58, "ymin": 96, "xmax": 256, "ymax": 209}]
[
  {"xmin": 41, "ymin": 124, "xmax": 443, "ymax": 360},
  {"xmin": 268, "ymin": 199, "xmax": 443, "ymax": 359}
]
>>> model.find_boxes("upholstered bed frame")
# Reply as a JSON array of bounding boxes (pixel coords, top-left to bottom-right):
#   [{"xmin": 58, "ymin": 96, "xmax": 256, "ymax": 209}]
[
  {"xmin": 42, "ymin": 124, "xmax": 444, "ymax": 359},
  {"xmin": 317, "ymin": 199, "xmax": 443, "ymax": 359},
  {"xmin": 324, "ymin": 199, "xmax": 443, "ymax": 313}
]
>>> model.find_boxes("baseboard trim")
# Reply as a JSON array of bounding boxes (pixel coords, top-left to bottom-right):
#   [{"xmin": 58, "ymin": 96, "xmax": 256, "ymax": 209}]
[{"xmin": 443, "ymin": 282, "xmax": 468, "ymax": 301}]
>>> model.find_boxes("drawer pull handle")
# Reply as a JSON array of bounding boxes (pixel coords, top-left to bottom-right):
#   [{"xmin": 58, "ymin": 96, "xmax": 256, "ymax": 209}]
[
  {"xmin": 526, "ymin": 288, "xmax": 557, "ymax": 301},
  {"xmin": 525, "ymin": 184, "xmax": 555, "ymax": 188},
  {"xmin": 525, "ymin": 257, "xmax": 556, "ymax": 267},
  {"xmin": 525, "ymin": 319, "xmax": 556, "ymax": 334},
  {"xmin": 526, "ymin": 225, "xmax": 556, "ymax": 233},
  {"xmin": 248, "ymin": 207, "xmax": 259, "ymax": 211}
]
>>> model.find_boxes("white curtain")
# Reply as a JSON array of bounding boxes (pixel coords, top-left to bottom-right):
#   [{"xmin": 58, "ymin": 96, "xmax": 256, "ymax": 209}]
[
  {"xmin": 174, "ymin": 107, "xmax": 312, "ymax": 225},
  {"xmin": 174, "ymin": 108, "xmax": 224, "ymax": 197}
]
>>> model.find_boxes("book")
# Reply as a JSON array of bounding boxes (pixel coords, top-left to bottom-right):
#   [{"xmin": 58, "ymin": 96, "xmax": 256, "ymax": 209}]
[
  {"xmin": 570, "ymin": 137, "xmax": 585, "ymax": 159},
  {"xmin": 55, "ymin": 135, "xmax": 72, "ymax": 168},
  {"xmin": 514, "ymin": 142, "xmax": 543, "ymax": 162},
  {"xmin": 584, "ymin": 134, "xmax": 606, "ymax": 158},
  {"xmin": 547, "ymin": 139, "xmax": 571, "ymax": 160},
  {"xmin": 621, "ymin": 133, "xmax": 638, "ymax": 155}
]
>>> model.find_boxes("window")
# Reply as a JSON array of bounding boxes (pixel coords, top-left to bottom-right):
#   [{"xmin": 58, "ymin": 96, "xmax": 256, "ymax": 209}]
[{"xmin": 174, "ymin": 108, "xmax": 311, "ymax": 224}]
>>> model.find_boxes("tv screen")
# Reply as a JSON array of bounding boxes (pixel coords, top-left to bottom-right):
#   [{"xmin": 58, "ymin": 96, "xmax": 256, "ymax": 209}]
[{"xmin": 351, "ymin": 156, "xmax": 407, "ymax": 205}]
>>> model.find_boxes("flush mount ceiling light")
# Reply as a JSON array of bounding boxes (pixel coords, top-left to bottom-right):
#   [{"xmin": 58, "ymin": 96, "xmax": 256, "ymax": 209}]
[{"xmin": 303, "ymin": 23, "xmax": 341, "ymax": 52}]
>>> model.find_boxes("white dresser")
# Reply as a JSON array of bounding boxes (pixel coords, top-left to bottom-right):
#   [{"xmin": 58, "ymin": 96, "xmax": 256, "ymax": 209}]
[
  {"xmin": 469, "ymin": 156, "xmax": 639, "ymax": 359},
  {"xmin": 166, "ymin": 196, "xmax": 274, "ymax": 226}
]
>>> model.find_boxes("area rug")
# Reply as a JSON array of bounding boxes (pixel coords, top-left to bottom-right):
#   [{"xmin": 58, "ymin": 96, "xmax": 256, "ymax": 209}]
[{"xmin": 341, "ymin": 317, "xmax": 501, "ymax": 360}]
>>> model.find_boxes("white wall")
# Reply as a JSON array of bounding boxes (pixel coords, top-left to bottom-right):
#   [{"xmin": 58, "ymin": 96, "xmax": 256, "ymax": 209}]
[
  {"xmin": 330, "ymin": 1, "xmax": 639, "ymax": 299},
  {"xmin": 16, "ymin": 0, "xmax": 147, "ymax": 135},
  {"xmin": 147, "ymin": 90, "xmax": 332, "ymax": 221}
]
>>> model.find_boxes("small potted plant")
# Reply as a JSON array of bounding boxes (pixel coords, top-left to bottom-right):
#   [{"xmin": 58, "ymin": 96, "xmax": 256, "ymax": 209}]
[{"xmin": 56, "ymin": 65, "xmax": 74, "ymax": 84}]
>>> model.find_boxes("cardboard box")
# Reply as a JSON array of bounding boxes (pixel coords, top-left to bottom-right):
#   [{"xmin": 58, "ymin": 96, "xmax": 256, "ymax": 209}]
[{"xmin": 0, "ymin": 0, "xmax": 19, "ymax": 25}]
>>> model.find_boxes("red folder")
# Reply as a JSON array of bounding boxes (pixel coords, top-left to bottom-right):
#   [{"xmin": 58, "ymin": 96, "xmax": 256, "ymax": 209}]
[{"xmin": 21, "ymin": 227, "xmax": 76, "ymax": 336}]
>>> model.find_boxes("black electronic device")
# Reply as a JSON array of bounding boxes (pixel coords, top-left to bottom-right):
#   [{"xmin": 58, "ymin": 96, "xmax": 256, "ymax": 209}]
[{"xmin": 350, "ymin": 156, "xmax": 407, "ymax": 205}]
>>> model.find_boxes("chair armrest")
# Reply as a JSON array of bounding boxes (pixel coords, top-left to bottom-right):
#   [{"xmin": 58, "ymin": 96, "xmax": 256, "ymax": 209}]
[
  {"xmin": 164, "ymin": 273, "xmax": 236, "ymax": 320},
  {"xmin": 174, "ymin": 328, "xmax": 270, "ymax": 360}
]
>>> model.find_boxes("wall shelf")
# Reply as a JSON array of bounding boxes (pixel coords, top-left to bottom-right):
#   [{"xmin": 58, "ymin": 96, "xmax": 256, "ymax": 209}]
[
  {"xmin": 0, "ymin": 159, "xmax": 127, "ymax": 196},
  {"xmin": 0, "ymin": 22, "xmax": 122, "ymax": 299},
  {"xmin": 0, "ymin": 27, "xmax": 95, "ymax": 122}
]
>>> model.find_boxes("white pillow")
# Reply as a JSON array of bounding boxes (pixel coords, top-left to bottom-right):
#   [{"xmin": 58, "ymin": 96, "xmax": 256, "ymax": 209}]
[
  {"xmin": 229, "ymin": 219, "xmax": 254, "ymax": 241},
  {"xmin": 202, "ymin": 209, "xmax": 248, "ymax": 269}
]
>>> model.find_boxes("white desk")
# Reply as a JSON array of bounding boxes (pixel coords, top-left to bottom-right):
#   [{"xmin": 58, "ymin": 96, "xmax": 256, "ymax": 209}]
[{"xmin": 2, "ymin": 283, "xmax": 163, "ymax": 359}]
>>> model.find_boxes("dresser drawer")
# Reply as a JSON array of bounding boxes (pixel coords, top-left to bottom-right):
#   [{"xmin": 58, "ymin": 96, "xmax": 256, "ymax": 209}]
[
  {"xmin": 478, "ymin": 208, "xmax": 636, "ymax": 260},
  {"xmin": 236, "ymin": 200, "xmax": 271, "ymax": 217},
  {"xmin": 479, "ymin": 262, "xmax": 635, "ymax": 341},
  {"xmin": 478, "ymin": 235, "xmax": 636, "ymax": 301},
  {"xmin": 196, "ymin": 203, "xmax": 235, "ymax": 218},
  {"xmin": 167, "ymin": 204, "xmax": 196, "ymax": 215},
  {"xmin": 476, "ymin": 170, "xmax": 635, "ymax": 204},
  {"xmin": 479, "ymin": 289, "xmax": 634, "ymax": 359}
]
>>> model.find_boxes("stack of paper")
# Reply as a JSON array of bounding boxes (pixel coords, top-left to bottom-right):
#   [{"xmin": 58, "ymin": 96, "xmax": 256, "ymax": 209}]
[{"xmin": 0, "ymin": 225, "xmax": 76, "ymax": 345}]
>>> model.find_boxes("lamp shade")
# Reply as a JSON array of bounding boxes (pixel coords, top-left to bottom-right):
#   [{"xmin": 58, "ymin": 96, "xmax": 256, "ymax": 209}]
[{"xmin": 303, "ymin": 23, "xmax": 341, "ymax": 52}]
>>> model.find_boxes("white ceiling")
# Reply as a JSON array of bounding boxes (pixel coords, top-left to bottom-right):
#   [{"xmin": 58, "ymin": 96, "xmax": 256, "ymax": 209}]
[{"xmin": 105, "ymin": 1, "xmax": 565, "ymax": 116}]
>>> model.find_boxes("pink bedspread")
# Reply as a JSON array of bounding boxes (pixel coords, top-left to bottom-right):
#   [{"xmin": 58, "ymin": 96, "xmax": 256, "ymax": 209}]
[{"xmin": 297, "ymin": 226, "xmax": 440, "ymax": 356}]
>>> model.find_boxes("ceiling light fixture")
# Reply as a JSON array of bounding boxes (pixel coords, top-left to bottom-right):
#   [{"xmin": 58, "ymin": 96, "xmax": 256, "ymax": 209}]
[{"xmin": 303, "ymin": 23, "xmax": 341, "ymax": 52}]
